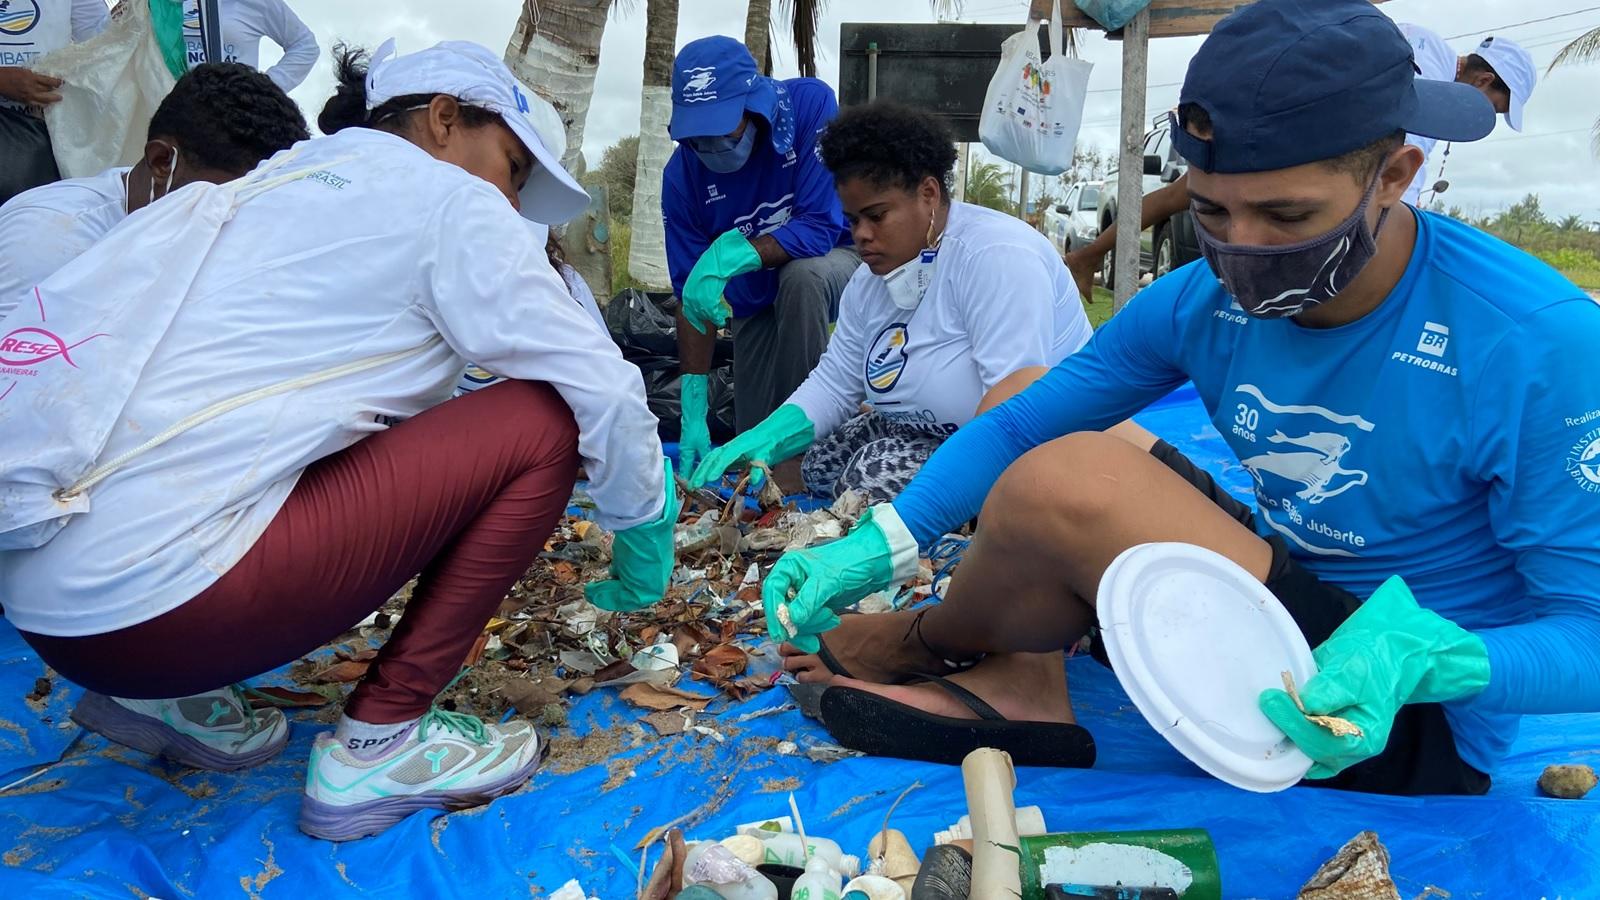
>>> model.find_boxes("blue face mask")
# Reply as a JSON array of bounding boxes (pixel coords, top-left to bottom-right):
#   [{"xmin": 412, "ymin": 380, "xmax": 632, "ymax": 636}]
[{"xmin": 690, "ymin": 124, "xmax": 757, "ymax": 174}]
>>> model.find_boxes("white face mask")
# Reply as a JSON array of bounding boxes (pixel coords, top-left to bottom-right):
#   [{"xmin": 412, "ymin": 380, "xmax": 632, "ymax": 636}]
[
  {"xmin": 881, "ymin": 247, "xmax": 939, "ymax": 310},
  {"xmin": 877, "ymin": 206, "xmax": 945, "ymax": 311},
  {"xmin": 149, "ymin": 142, "xmax": 179, "ymax": 206}
]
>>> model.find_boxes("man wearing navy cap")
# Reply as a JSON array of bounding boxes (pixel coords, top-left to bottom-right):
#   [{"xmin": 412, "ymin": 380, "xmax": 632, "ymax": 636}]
[
  {"xmin": 758, "ymin": 0, "xmax": 1600, "ymax": 796},
  {"xmin": 661, "ymin": 36, "xmax": 856, "ymax": 478},
  {"xmin": 1064, "ymin": 17, "xmax": 1538, "ymax": 296}
]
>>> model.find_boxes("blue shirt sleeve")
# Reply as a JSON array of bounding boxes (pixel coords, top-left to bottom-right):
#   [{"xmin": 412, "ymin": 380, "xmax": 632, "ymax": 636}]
[
  {"xmin": 894, "ymin": 277, "xmax": 1192, "ymax": 547},
  {"xmin": 1465, "ymin": 299, "xmax": 1600, "ymax": 714},
  {"xmin": 662, "ymin": 155, "xmax": 711, "ymax": 298},
  {"xmin": 768, "ymin": 88, "xmax": 847, "ymax": 261}
]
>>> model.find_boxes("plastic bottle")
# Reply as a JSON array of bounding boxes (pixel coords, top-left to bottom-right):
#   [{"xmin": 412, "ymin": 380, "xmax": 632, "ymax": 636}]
[
  {"xmin": 791, "ymin": 856, "xmax": 843, "ymax": 900},
  {"xmin": 751, "ymin": 832, "xmax": 861, "ymax": 877}
]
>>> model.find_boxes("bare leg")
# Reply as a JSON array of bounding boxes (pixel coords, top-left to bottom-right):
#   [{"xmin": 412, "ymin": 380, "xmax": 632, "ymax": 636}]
[{"xmin": 786, "ymin": 432, "xmax": 1272, "ymax": 725}]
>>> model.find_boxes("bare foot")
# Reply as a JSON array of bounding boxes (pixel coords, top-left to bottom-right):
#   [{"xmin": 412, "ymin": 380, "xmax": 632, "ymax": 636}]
[
  {"xmin": 832, "ymin": 652, "xmax": 1075, "ymax": 723},
  {"xmin": 779, "ymin": 608, "xmax": 952, "ymax": 685}
]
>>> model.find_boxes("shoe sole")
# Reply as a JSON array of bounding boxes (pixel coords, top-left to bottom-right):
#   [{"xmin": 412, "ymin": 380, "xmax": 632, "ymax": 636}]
[
  {"xmin": 70, "ymin": 691, "xmax": 288, "ymax": 772},
  {"xmin": 298, "ymin": 742, "xmax": 548, "ymax": 842}
]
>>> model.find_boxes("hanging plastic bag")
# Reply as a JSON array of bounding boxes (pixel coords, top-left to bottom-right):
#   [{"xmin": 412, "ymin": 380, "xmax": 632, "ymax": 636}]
[
  {"xmin": 31, "ymin": 0, "xmax": 186, "ymax": 179},
  {"xmin": 1074, "ymin": 0, "xmax": 1154, "ymax": 33},
  {"xmin": 978, "ymin": 0, "xmax": 1093, "ymax": 176}
]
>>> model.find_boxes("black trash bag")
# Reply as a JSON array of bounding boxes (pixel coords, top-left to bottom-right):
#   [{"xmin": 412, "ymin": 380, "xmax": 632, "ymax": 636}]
[
  {"xmin": 604, "ymin": 289, "xmax": 736, "ymax": 443},
  {"xmin": 647, "ymin": 367, "xmax": 737, "ymax": 443}
]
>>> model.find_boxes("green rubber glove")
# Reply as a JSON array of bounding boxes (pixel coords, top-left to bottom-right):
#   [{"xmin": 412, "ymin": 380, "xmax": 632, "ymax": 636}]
[
  {"xmin": 760, "ymin": 504, "xmax": 920, "ymax": 653},
  {"xmin": 1258, "ymin": 576, "xmax": 1490, "ymax": 779},
  {"xmin": 682, "ymin": 229, "xmax": 762, "ymax": 333},
  {"xmin": 687, "ymin": 403, "xmax": 816, "ymax": 490},
  {"xmin": 586, "ymin": 459, "xmax": 681, "ymax": 613},
  {"xmin": 678, "ymin": 374, "xmax": 713, "ymax": 479}
]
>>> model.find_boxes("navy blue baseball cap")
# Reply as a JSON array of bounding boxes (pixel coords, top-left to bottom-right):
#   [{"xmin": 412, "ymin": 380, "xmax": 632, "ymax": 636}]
[
  {"xmin": 669, "ymin": 36, "xmax": 779, "ymax": 141},
  {"xmin": 1171, "ymin": 0, "xmax": 1496, "ymax": 174}
]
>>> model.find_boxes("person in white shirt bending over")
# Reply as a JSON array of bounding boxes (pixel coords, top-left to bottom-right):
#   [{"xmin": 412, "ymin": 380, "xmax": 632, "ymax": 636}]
[
  {"xmin": 0, "ymin": 62, "xmax": 309, "ymax": 316},
  {"xmin": 183, "ymin": 0, "xmax": 319, "ymax": 92},
  {"xmin": 0, "ymin": 0, "xmax": 110, "ymax": 202},
  {"xmin": 687, "ymin": 100, "xmax": 1094, "ymax": 502},
  {"xmin": 0, "ymin": 40, "xmax": 674, "ymax": 842}
]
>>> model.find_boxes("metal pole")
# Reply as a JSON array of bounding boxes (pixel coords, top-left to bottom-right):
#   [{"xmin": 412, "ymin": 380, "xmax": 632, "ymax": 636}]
[
  {"xmin": 1112, "ymin": 8, "xmax": 1150, "ymax": 312},
  {"xmin": 201, "ymin": 0, "xmax": 224, "ymax": 64},
  {"xmin": 866, "ymin": 42, "xmax": 879, "ymax": 100},
  {"xmin": 1018, "ymin": 168, "xmax": 1031, "ymax": 222}
]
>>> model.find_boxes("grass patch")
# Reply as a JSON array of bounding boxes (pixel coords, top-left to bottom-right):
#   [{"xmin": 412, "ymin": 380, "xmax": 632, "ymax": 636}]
[{"xmin": 1084, "ymin": 286, "xmax": 1116, "ymax": 329}]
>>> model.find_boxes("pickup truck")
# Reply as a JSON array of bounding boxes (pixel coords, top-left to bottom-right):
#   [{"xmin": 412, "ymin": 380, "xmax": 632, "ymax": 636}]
[{"xmin": 1095, "ymin": 116, "xmax": 1200, "ymax": 290}]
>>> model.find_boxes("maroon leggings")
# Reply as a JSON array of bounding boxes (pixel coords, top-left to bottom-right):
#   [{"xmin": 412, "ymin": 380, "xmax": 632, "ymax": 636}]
[{"xmin": 24, "ymin": 380, "xmax": 579, "ymax": 723}]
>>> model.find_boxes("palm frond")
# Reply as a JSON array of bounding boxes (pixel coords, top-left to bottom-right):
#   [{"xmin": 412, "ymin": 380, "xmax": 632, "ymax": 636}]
[
  {"xmin": 1548, "ymin": 26, "xmax": 1600, "ymax": 74},
  {"xmin": 777, "ymin": 0, "xmax": 822, "ymax": 77}
]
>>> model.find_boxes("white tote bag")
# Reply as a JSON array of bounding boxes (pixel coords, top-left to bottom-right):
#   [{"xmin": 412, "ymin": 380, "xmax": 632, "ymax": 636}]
[
  {"xmin": 978, "ymin": 0, "xmax": 1094, "ymax": 176},
  {"xmin": 33, "ymin": 0, "xmax": 178, "ymax": 178},
  {"xmin": 0, "ymin": 151, "xmax": 422, "ymax": 551}
]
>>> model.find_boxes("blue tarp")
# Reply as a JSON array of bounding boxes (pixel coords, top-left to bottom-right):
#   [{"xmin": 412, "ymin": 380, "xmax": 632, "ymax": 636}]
[{"xmin": 2, "ymin": 386, "xmax": 1597, "ymax": 898}]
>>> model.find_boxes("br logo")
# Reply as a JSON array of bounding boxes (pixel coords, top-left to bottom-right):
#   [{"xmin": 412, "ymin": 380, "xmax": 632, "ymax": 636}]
[
  {"xmin": 0, "ymin": 0, "xmax": 41, "ymax": 37},
  {"xmin": 512, "ymin": 84, "xmax": 531, "ymax": 114},
  {"xmin": 685, "ymin": 70, "xmax": 715, "ymax": 92}
]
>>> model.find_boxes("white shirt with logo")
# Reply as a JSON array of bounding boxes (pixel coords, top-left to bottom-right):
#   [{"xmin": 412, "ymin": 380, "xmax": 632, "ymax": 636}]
[
  {"xmin": 788, "ymin": 202, "xmax": 1093, "ymax": 439},
  {"xmin": 1399, "ymin": 23, "xmax": 1458, "ymax": 206},
  {"xmin": 0, "ymin": 165, "xmax": 128, "ymax": 318},
  {"xmin": 182, "ymin": 0, "xmax": 318, "ymax": 92},
  {"xmin": 0, "ymin": 0, "xmax": 109, "ymax": 114},
  {"xmin": 0, "ymin": 128, "xmax": 664, "ymax": 637}
]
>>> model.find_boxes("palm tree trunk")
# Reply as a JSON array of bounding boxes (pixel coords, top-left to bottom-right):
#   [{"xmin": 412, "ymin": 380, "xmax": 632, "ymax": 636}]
[
  {"xmin": 504, "ymin": 0, "xmax": 615, "ymax": 299},
  {"xmin": 745, "ymin": 0, "xmax": 772, "ymax": 72},
  {"xmin": 627, "ymin": 0, "xmax": 680, "ymax": 290}
]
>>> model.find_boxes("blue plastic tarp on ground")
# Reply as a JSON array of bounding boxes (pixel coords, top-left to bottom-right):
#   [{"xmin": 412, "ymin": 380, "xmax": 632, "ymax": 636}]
[{"xmin": 2, "ymin": 386, "xmax": 1597, "ymax": 898}]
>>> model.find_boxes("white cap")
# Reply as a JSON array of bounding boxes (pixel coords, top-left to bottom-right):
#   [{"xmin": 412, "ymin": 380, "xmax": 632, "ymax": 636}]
[
  {"xmin": 1473, "ymin": 35, "xmax": 1536, "ymax": 131},
  {"xmin": 364, "ymin": 39, "xmax": 590, "ymax": 223}
]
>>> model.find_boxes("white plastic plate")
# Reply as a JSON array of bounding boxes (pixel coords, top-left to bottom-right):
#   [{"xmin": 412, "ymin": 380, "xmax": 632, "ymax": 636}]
[{"xmin": 1096, "ymin": 542, "xmax": 1316, "ymax": 792}]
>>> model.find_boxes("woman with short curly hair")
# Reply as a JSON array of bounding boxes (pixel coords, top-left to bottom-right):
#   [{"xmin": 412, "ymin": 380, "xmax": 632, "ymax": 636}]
[{"xmin": 687, "ymin": 100, "xmax": 1094, "ymax": 501}]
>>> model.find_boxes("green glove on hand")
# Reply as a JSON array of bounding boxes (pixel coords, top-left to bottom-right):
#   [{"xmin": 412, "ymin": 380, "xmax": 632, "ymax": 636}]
[
  {"xmin": 586, "ymin": 459, "xmax": 681, "ymax": 613},
  {"xmin": 682, "ymin": 229, "xmax": 762, "ymax": 333},
  {"xmin": 688, "ymin": 403, "xmax": 816, "ymax": 490},
  {"xmin": 760, "ymin": 504, "xmax": 920, "ymax": 653},
  {"xmin": 1258, "ymin": 576, "xmax": 1491, "ymax": 779},
  {"xmin": 678, "ymin": 374, "xmax": 713, "ymax": 478}
]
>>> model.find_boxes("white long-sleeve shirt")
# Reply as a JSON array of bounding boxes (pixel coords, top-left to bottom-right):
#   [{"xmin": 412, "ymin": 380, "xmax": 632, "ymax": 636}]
[
  {"xmin": 788, "ymin": 202, "xmax": 1093, "ymax": 439},
  {"xmin": 0, "ymin": 0, "xmax": 110, "ymax": 114},
  {"xmin": 0, "ymin": 165, "xmax": 129, "ymax": 317},
  {"xmin": 182, "ymin": 0, "xmax": 318, "ymax": 92},
  {"xmin": 0, "ymin": 128, "xmax": 664, "ymax": 637},
  {"xmin": 1399, "ymin": 23, "xmax": 1457, "ymax": 207}
]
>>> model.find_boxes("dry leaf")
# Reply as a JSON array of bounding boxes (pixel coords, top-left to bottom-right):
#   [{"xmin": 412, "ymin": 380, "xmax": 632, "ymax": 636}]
[
  {"xmin": 644, "ymin": 710, "xmax": 690, "ymax": 735},
  {"xmin": 551, "ymin": 561, "xmax": 580, "ymax": 585},
  {"xmin": 692, "ymin": 644, "xmax": 749, "ymax": 683},
  {"xmin": 639, "ymin": 625, "xmax": 661, "ymax": 646},
  {"xmin": 312, "ymin": 660, "xmax": 371, "ymax": 684},
  {"xmin": 335, "ymin": 646, "xmax": 377, "ymax": 663},
  {"xmin": 567, "ymin": 677, "xmax": 596, "ymax": 696},
  {"xmin": 245, "ymin": 686, "xmax": 335, "ymax": 709},
  {"xmin": 620, "ymin": 682, "xmax": 711, "ymax": 711},
  {"xmin": 501, "ymin": 680, "xmax": 565, "ymax": 714},
  {"xmin": 592, "ymin": 659, "xmax": 637, "ymax": 684},
  {"xmin": 462, "ymin": 631, "xmax": 491, "ymax": 667}
]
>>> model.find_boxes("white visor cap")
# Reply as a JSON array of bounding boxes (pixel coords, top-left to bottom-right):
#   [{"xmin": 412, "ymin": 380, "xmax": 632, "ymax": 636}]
[{"xmin": 365, "ymin": 39, "xmax": 590, "ymax": 224}]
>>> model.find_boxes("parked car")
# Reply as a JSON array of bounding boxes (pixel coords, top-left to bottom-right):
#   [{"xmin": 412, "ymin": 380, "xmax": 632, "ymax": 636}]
[
  {"xmin": 1095, "ymin": 116, "xmax": 1200, "ymax": 290},
  {"xmin": 1058, "ymin": 180, "xmax": 1102, "ymax": 254}
]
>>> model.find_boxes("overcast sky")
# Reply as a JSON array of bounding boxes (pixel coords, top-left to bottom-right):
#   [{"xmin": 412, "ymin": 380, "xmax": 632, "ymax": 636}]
[{"xmin": 271, "ymin": 0, "xmax": 1600, "ymax": 221}]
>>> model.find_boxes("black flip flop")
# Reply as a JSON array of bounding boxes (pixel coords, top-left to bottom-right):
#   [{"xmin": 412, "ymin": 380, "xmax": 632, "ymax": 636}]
[{"xmin": 817, "ymin": 673, "xmax": 1096, "ymax": 768}]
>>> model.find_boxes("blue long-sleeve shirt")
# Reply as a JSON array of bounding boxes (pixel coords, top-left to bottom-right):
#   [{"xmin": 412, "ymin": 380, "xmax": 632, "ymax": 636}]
[
  {"xmin": 893, "ymin": 210, "xmax": 1600, "ymax": 774},
  {"xmin": 662, "ymin": 78, "xmax": 851, "ymax": 318}
]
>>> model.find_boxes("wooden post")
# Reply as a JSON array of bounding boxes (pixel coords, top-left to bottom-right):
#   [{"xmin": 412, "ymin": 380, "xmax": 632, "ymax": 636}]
[{"xmin": 1112, "ymin": 8, "xmax": 1150, "ymax": 312}]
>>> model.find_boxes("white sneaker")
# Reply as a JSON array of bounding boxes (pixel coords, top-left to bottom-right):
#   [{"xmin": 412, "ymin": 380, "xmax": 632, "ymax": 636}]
[
  {"xmin": 70, "ymin": 685, "xmax": 289, "ymax": 771},
  {"xmin": 299, "ymin": 708, "xmax": 545, "ymax": 841}
]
